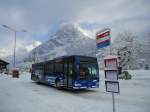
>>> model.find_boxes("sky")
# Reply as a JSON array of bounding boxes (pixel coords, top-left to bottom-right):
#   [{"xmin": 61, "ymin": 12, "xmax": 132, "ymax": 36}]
[{"xmin": 0, "ymin": 0, "xmax": 150, "ymax": 58}]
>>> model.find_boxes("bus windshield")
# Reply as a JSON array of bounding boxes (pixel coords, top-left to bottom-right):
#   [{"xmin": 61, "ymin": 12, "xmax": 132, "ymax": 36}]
[{"xmin": 79, "ymin": 62, "xmax": 99, "ymax": 80}]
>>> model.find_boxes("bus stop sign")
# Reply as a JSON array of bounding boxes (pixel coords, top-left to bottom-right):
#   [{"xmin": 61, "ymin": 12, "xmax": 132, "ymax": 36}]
[
  {"xmin": 96, "ymin": 28, "xmax": 110, "ymax": 49},
  {"xmin": 104, "ymin": 55, "xmax": 120, "ymax": 93}
]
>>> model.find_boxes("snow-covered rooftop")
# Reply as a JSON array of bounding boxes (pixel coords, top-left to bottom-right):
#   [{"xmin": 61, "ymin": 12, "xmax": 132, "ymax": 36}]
[{"xmin": 104, "ymin": 55, "xmax": 118, "ymax": 59}]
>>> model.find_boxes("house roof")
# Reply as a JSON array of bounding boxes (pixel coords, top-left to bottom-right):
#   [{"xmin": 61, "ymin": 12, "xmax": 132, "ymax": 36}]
[{"xmin": 0, "ymin": 59, "xmax": 9, "ymax": 65}]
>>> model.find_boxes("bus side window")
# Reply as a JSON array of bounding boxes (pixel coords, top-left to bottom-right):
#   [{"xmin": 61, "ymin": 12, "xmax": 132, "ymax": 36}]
[
  {"xmin": 45, "ymin": 63, "xmax": 53, "ymax": 75},
  {"xmin": 55, "ymin": 62, "xmax": 63, "ymax": 74}
]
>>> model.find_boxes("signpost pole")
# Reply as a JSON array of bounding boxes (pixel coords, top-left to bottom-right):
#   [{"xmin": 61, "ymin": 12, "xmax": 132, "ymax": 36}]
[
  {"xmin": 109, "ymin": 29, "xmax": 112, "ymax": 55},
  {"xmin": 112, "ymin": 92, "xmax": 115, "ymax": 112},
  {"xmin": 109, "ymin": 29, "xmax": 115, "ymax": 112}
]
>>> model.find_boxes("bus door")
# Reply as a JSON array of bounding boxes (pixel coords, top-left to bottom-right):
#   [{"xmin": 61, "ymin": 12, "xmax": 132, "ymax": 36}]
[
  {"xmin": 68, "ymin": 62, "xmax": 73, "ymax": 87},
  {"xmin": 64, "ymin": 61, "xmax": 68, "ymax": 87},
  {"xmin": 63, "ymin": 60, "xmax": 73, "ymax": 88}
]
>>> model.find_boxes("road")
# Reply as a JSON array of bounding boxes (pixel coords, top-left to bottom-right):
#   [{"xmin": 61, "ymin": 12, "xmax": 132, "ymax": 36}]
[{"xmin": 0, "ymin": 70, "xmax": 150, "ymax": 112}]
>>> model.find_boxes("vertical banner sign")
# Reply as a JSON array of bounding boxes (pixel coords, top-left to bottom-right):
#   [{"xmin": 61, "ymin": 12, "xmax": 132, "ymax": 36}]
[
  {"xmin": 104, "ymin": 55, "xmax": 120, "ymax": 93},
  {"xmin": 96, "ymin": 28, "xmax": 110, "ymax": 49}
]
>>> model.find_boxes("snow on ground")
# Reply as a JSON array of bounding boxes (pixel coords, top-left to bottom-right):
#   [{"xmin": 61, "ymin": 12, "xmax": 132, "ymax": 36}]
[{"xmin": 0, "ymin": 70, "xmax": 150, "ymax": 112}]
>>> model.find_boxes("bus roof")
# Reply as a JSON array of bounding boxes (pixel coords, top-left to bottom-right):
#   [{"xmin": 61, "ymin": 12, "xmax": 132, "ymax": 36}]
[
  {"xmin": 54, "ymin": 55, "xmax": 96, "ymax": 60},
  {"xmin": 32, "ymin": 55, "xmax": 97, "ymax": 65}
]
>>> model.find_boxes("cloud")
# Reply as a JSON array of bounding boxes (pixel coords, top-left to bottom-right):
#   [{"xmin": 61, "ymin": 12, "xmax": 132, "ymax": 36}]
[
  {"xmin": 0, "ymin": 48, "xmax": 7, "ymax": 57},
  {"xmin": 25, "ymin": 41, "xmax": 42, "ymax": 52},
  {"xmin": 76, "ymin": 0, "xmax": 150, "ymax": 38},
  {"xmin": 0, "ymin": 0, "xmax": 149, "ymax": 58},
  {"xmin": 0, "ymin": 47, "xmax": 14, "ymax": 58}
]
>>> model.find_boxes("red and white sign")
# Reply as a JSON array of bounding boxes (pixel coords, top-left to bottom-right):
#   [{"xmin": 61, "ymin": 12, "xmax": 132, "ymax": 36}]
[
  {"xmin": 96, "ymin": 28, "xmax": 110, "ymax": 48},
  {"xmin": 96, "ymin": 31, "xmax": 110, "ymax": 43},
  {"xmin": 104, "ymin": 55, "xmax": 118, "ymax": 68}
]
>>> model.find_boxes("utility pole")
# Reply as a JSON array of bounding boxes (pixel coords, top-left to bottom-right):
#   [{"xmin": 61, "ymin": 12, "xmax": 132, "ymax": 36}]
[{"xmin": 2, "ymin": 25, "xmax": 27, "ymax": 67}]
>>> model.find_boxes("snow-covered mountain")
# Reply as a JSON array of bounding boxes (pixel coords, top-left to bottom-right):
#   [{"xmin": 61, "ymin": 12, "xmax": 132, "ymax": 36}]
[
  {"xmin": 18, "ymin": 24, "xmax": 150, "ymax": 70},
  {"xmin": 26, "ymin": 24, "xmax": 97, "ymax": 63}
]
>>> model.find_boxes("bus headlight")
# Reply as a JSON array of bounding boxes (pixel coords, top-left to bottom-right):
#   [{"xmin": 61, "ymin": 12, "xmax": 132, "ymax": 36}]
[
  {"xmin": 74, "ymin": 81, "xmax": 81, "ymax": 86},
  {"xmin": 93, "ymin": 80, "xmax": 97, "ymax": 82}
]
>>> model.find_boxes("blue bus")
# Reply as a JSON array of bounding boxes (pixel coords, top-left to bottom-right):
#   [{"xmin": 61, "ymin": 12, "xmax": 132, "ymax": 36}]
[{"xmin": 31, "ymin": 55, "xmax": 99, "ymax": 89}]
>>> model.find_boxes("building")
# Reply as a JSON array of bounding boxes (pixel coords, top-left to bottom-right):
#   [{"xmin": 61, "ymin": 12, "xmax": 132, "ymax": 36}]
[{"xmin": 0, "ymin": 59, "xmax": 9, "ymax": 72}]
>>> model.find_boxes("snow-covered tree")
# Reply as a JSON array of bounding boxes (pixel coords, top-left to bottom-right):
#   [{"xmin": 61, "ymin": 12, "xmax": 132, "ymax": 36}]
[
  {"xmin": 137, "ymin": 33, "xmax": 150, "ymax": 69},
  {"xmin": 112, "ymin": 32, "xmax": 141, "ymax": 69}
]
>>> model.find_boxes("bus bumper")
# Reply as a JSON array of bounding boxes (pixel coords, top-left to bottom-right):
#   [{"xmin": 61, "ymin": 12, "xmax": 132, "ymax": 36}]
[{"xmin": 73, "ymin": 80, "xmax": 99, "ymax": 89}]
